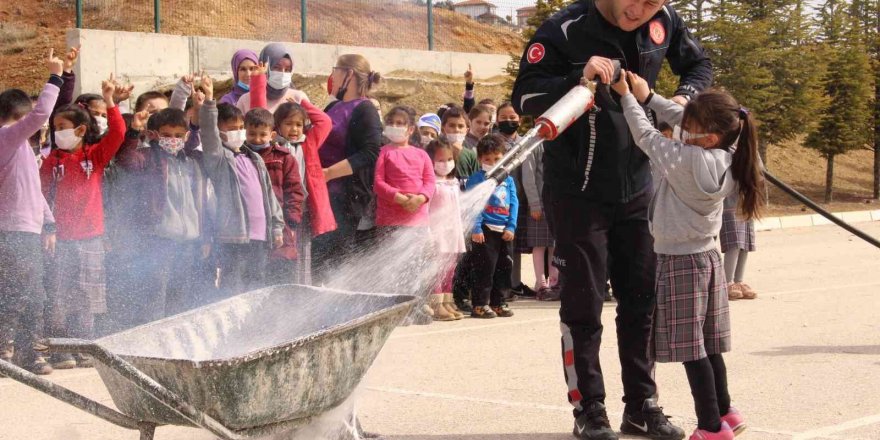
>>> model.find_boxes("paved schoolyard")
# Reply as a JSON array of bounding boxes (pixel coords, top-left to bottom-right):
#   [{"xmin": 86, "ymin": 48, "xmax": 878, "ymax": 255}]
[{"xmin": 2, "ymin": 222, "xmax": 879, "ymax": 440}]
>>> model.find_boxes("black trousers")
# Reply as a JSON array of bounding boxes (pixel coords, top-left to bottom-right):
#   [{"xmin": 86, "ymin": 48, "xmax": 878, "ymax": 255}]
[
  {"xmin": 544, "ymin": 188, "xmax": 657, "ymax": 416},
  {"xmin": 0, "ymin": 232, "xmax": 46, "ymax": 365},
  {"xmin": 312, "ymin": 195, "xmax": 358, "ymax": 286},
  {"xmin": 104, "ymin": 237, "xmax": 199, "ymax": 333},
  {"xmin": 471, "ymin": 227, "xmax": 513, "ymax": 307},
  {"xmin": 219, "ymin": 241, "xmax": 269, "ymax": 298}
]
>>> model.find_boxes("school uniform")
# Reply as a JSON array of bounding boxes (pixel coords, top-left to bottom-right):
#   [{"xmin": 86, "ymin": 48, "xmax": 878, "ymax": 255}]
[
  {"xmin": 621, "ymin": 93, "xmax": 735, "ymax": 363},
  {"xmin": 720, "ymin": 193, "xmax": 756, "ymax": 253}
]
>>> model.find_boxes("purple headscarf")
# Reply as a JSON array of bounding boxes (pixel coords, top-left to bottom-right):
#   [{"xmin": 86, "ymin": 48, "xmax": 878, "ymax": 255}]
[{"xmin": 219, "ymin": 49, "xmax": 259, "ymax": 106}]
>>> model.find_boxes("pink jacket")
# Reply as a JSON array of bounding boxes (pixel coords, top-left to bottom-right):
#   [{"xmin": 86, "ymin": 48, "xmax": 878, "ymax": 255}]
[
  {"xmin": 0, "ymin": 80, "xmax": 59, "ymax": 234},
  {"xmin": 374, "ymin": 145, "xmax": 435, "ymax": 227}
]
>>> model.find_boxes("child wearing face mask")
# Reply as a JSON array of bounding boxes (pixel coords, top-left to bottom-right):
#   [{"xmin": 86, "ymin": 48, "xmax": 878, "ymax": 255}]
[
  {"xmin": 373, "ymin": 106, "xmax": 435, "ymax": 230},
  {"xmin": 441, "ymin": 106, "xmax": 479, "ymax": 313},
  {"xmin": 417, "ymin": 113, "xmax": 441, "ymax": 149},
  {"xmin": 236, "ymin": 43, "xmax": 309, "ymax": 114},
  {"xmin": 425, "ymin": 139, "xmax": 466, "ymax": 321},
  {"xmin": 271, "ymin": 100, "xmax": 335, "ymax": 285},
  {"xmin": 439, "ymin": 106, "xmax": 479, "ymax": 182},
  {"xmin": 111, "ymin": 107, "xmax": 207, "ymax": 330},
  {"xmin": 199, "ymin": 74, "xmax": 284, "ymax": 298},
  {"xmin": 39, "ymin": 75, "xmax": 125, "ymax": 369},
  {"xmin": 219, "ymin": 49, "xmax": 259, "ymax": 106},
  {"xmin": 614, "ymin": 72, "xmax": 764, "ymax": 440},
  {"xmin": 466, "ymin": 134, "xmax": 519, "ymax": 319}
]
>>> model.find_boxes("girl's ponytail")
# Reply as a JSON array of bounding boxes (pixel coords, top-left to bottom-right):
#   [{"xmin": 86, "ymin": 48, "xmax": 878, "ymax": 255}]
[{"xmin": 730, "ymin": 108, "xmax": 765, "ymax": 220}]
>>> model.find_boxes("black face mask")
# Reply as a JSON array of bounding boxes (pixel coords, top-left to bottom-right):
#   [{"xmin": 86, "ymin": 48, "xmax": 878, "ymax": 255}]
[
  {"xmin": 336, "ymin": 73, "xmax": 352, "ymax": 101},
  {"xmin": 498, "ymin": 120, "xmax": 520, "ymax": 135}
]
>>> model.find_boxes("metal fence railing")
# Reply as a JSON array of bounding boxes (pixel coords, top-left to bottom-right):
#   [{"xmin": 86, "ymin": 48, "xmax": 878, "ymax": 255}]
[{"xmin": 72, "ymin": 0, "xmax": 532, "ymax": 53}]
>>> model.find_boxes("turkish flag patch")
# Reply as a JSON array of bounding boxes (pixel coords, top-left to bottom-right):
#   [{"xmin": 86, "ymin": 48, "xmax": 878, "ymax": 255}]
[
  {"xmin": 649, "ymin": 19, "xmax": 666, "ymax": 44},
  {"xmin": 527, "ymin": 43, "xmax": 546, "ymax": 64}
]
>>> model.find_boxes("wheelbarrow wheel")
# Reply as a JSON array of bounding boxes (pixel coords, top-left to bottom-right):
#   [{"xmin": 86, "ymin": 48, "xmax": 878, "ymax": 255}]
[{"xmin": 138, "ymin": 423, "xmax": 156, "ymax": 440}]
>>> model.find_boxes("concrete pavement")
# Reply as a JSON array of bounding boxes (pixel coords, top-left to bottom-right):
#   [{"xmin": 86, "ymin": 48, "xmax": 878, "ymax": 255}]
[{"xmin": 2, "ymin": 222, "xmax": 879, "ymax": 440}]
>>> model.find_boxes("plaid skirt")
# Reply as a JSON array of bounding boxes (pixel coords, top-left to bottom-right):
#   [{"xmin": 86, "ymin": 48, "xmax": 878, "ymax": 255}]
[
  {"xmin": 48, "ymin": 238, "xmax": 107, "ymax": 330},
  {"xmin": 652, "ymin": 250, "xmax": 731, "ymax": 363},
  {"xmin": 720, "ymin": 195, "xmax": 756, "ymax": 253}
]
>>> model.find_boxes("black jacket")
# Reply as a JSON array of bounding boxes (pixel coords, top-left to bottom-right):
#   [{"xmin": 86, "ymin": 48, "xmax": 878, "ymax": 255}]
[
  {"xmin": 324, "ymin": 99, "xmax": 383, "ymax": 223},
  {"xmin": 512, "ymin": 0, "xmax": 713, "ymax": 203}
]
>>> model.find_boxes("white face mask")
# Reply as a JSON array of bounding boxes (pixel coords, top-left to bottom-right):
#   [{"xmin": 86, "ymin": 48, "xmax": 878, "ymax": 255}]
[
  {"xmin": 420, "ymin": 136, "xmax": 433, "ymax": 147},
  {"xmin": 95, "ymin": 116, "xmax": 108, "ymax": 135},
  {"xmin": 268, "ymin": 70, "xmax": 292, "ymax": 90},
  {"xmin": 221, "ymin": 129, "xmax": 247, "ymax": 150},
  {"xmin": 383, "ymin": 125, "xmax": 409, "ymax": 144},
  {"xmin": 481, "ymin": 163, "xmax": 494, "ymax": 173},
  {"xmin": 673, "ymin": 125, "xmax": 709, "ymax": 144},
  {"xmin": 446, "ymin": 133, "xmax": 466, "ymax": 144},
  {"xmin": 54, "ymin": 128, "xmax": 82, "ymax": 151},
  {"xmin": 434, "ymin": 159, "xmax": 455, "ymax": 176}
]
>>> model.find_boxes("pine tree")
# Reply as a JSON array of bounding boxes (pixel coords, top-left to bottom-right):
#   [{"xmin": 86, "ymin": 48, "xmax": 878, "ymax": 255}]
[
  {"xmin": 805, "ymin": 1, "xmax": 874, "ymax": 202},
  {"xmin": 701, "ymin": 1, "xmax": 780, "ymax": 161},
  {"xmin": 760, "ymin": 0, "xmax": 828, "ymax": 156}
]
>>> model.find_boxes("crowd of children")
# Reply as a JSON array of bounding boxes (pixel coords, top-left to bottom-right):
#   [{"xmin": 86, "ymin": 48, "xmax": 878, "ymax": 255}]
[{"xmin": 0, "ymin": 45, "xmax": 564, "ymax": 377}]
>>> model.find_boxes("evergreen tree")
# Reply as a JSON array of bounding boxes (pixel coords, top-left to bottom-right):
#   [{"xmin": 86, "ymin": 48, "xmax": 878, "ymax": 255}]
[
  {"xmin": 805, "ymin": 2, "xmax": 874, "ymax": 202},
  {"xmin": 701, "ymin": 1, "xmax": 780, "ymax": 161},
  {"xmin": 761, "ymin": 0, "xmax": 828, "ymax": 157}
]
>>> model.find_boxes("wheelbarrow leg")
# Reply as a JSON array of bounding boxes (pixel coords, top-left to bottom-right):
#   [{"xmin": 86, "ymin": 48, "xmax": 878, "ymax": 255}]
[{"xmin": 138, "ymin": 423, "xmax": 156, "ymax": 440}]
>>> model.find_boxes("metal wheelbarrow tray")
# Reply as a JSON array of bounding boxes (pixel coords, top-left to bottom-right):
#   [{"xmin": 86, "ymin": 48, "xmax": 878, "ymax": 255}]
[{"xmin": 0, "ymin": 285, "xmax": 417, "ymax": 439}]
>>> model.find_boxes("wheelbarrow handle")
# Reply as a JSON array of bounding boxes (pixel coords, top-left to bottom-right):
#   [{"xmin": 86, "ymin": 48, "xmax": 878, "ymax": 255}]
[
  {"xmin": 37, "ymin": 338, "xmax": 246, "ymax": 440},
  {"xmin": 0, "ymin": 358, "xmax": 146, "ymax": 431}
]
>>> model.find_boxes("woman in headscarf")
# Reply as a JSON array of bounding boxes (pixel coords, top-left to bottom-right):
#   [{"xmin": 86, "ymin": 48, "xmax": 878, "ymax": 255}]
[
  {"xmin": 218, "ymin": 49, "xmax": 259, "ymax": 106},
  {"xmin": 236, "ymin": 43, "xmax": 308, "ymax": 114}
]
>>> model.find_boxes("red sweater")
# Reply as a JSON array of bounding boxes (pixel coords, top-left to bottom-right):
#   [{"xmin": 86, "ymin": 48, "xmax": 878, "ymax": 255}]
[{"xmin": 40, "ymin": 105, "xmax": 126, "ymax": 240}]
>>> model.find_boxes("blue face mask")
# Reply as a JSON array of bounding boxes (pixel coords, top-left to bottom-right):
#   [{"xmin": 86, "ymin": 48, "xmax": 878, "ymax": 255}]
[
  {"xmin": 248, "ymin": 142, "xmax": 270, "ymax": 151},
  {"xmin": 237, "ymin": 81, "xmax": 250, "ymax": 92}
]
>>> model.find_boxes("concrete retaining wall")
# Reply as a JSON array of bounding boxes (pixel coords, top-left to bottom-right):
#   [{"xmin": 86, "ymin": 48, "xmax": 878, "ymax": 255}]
[{"xmin": 66, "ymin": 29, "xmax": 513, "ymax": 102}]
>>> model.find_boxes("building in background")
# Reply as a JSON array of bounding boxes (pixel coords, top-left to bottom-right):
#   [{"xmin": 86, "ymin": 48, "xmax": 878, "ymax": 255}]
[
  {"xmin": 454, "ymin": 0, "xmax": 503, "ymax": 24},
  {"xmin": 516, "ymin": 5, "xmax": 536, "ymax": 27}
]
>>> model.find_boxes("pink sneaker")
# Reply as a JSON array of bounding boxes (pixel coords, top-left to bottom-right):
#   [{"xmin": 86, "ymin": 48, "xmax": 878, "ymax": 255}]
[
  {"xmin": 689, "ymin": 421, "xmax": 734, "ymax": 440},
  {"xmin": 721, "ymin": 407, "xmax": 747, "ymax": 436}
]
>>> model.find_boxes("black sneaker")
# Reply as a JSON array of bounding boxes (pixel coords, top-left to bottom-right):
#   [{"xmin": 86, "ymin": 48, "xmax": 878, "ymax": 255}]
[
  {"xmin": 517, "ymin": 284, "xmax": 538, "ymax": 298},
  {"xmin": 455, "ymin": 298, "xmax": 474, "ymax": 313},
  {"xmin": 574, "ymin": 402, "xmax": 618, "ymax": 440},
  {"xmin": 620, "ymin": 399, "xmax": 685, "ymax": 440}
]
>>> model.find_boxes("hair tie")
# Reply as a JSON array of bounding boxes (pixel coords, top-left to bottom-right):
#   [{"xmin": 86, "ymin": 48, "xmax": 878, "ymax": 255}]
[{"xmin": 738, "ymin": 107, "xmax": 749, "ymax": 119}]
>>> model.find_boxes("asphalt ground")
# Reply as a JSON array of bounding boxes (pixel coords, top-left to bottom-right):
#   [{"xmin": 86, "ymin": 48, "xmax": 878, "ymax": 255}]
[{"xmin": 2, "ymin": 222, "xmax": 879, "ymax": 440}]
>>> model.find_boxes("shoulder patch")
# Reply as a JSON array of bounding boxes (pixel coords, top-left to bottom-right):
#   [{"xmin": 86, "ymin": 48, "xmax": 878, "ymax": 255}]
[
  {"xmin": 527, "ymin": 43, "xmax": 546, "ymax": 64},
  {"xmin": 649, "ymin": 19, "xmax": 666, "ymax": 45}
]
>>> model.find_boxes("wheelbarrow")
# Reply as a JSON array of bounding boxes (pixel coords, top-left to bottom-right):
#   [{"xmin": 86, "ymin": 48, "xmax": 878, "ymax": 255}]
[{"xmin": 0, "ymin": 285, "xmax": 417, "ymax": 439}]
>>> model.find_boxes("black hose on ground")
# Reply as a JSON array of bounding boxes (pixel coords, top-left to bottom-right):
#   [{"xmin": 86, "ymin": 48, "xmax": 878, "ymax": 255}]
[{"xmin": 764, "ymin": 171, "xmax": 880, "ymax": 250}]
